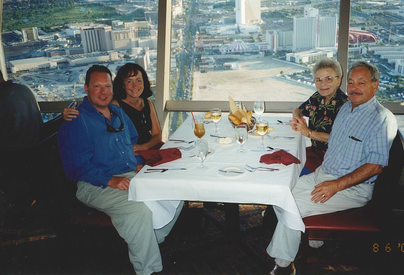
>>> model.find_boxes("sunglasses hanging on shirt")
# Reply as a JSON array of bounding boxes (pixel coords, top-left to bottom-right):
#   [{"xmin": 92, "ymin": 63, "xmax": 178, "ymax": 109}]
[{"xmin": 104, "ymin": 109, "xmax": 124, "ymax": 133}]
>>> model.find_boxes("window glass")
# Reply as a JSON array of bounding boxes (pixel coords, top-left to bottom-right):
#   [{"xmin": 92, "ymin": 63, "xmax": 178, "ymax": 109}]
[
  {"xmin": 349, "ymin": 1, "xmax": 404, "ymax": 105},
  {"xmin": 2, "ymin": 0, "xmax": 158, "ymax": 103},
  {"xmin": 170, "ymin": 0, "xmax": 343, "ymax": 103}
]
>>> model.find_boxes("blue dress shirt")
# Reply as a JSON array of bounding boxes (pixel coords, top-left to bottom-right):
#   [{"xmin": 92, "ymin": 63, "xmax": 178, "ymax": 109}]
[
  {"xmin": 57, "ymin": 97, "xmax": 143, "ymax": 188},
  {"xmin": 323, "ymin": 96, "xmax": 397, "ymax": 183}
]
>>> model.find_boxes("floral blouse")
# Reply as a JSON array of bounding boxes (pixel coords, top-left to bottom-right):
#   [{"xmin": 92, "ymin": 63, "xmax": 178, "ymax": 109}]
[{"xmin": 298, "ymin": 88, "xmax": 348, "ymax": 151}]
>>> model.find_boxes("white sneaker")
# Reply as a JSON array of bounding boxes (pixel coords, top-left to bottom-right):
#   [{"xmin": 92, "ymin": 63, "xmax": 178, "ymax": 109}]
[{"xmin": 309, "ymin": 240, "xmax": 324, "ymax": 248}]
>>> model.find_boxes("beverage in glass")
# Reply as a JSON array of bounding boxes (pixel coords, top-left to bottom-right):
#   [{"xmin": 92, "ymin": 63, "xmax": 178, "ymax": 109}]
[
  {"xmin": 254, "ymin": 101, "xmax": 265, "ymax": 121},
  {"xmin": 256, "ymin": 120, "xmax": 268, "ymax": 149},
  {"xmin": 235, "ymin": 125, "xmax": 248, "ymax": 153},
  {"xmin": 193, "ymin": 116, "xmax": 205, "ymax": 138},
  {"xmin": 210, "ymin": 108, "xmax": 222, "ymax": 135}
]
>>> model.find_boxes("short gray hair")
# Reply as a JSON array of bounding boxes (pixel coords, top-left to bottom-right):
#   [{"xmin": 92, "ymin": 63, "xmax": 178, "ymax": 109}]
[
  {"xmin": 312, "ymin": 58, "xmax": 343, "ymax": 79},
  {"xmin": 348, "ymin": 61, "xmax": 379, "ymax": 82}
]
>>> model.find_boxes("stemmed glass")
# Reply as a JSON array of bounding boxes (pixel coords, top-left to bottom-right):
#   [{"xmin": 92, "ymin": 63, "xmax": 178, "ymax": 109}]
[
  {"xmin": 210, "ymin": 108, "xmax": 222, "ymax": 135},
  {"xmin": 235, "ymin": 125, "xmax": 248, "ymax": 153},
  {"xmin": 193, "ymin": 116, "xmax": 205, "ymax": 139},
  {"xmin": 194, "ymin": 139, "xmax": 209, "ymax": 169},
  {"xmin": 256, "ymin": 120, "xmax": 269, "ymax": 150},
  {"xmin": 254, "ymin": 101, "xmax": 265, "ymax": 122}
]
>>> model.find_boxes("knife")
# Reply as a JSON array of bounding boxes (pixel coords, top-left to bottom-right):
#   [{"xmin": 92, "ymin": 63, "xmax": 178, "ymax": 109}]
[
  {"xmin": 218, "ymin": 169, "xmax": 244, "ymax": 174},
  {"xmin": 168, "ymin": 139, "xmax": 194, "ymax": 143},
  {"xmin": 146, "ymin": 168, "xmax": 186, "ymax": 171}
]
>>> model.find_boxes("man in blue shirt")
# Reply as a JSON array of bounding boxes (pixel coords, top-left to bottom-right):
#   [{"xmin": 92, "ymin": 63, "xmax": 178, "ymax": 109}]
[
  {"xmin": 267, "ymin": 61, "xmax": 397, "ymax": 275},
  {"xmin": 58, "ymin": 65, "xmax": 182, "ymax": 275}
]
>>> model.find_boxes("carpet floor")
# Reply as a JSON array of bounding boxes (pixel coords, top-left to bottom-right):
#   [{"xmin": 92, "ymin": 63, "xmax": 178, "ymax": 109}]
[{"xmin": 1, "ymin": 202, "xmax": 403, "ymax": 275}]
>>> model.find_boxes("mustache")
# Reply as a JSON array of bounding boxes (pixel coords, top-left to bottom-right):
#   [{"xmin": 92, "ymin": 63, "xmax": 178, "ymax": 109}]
[{"xmin": 349, "ymin": 91, "xmax": 362, "ymax": 95}]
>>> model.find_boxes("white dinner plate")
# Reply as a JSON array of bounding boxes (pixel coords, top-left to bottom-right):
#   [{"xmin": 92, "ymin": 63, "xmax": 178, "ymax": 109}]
[
  {"xmin": 215, "ymin": 137, "xmax": 235, "ymax": 145},
  {"xmin": 218, "ymin": 166, "xmax": 245, "ymax": 176}
]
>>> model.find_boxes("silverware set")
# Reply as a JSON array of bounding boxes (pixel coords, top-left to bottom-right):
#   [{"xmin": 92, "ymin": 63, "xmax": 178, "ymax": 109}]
[
  {"xmin": 144, "ymin": 168, "xmax": 187, "ymax": 173},
  {"xmin": 171, "ymin": 144, "xmax": 195, "ymax": 151},
  {"xmin": 244, "ymin": 164, "xmax": 279, "ymax": 172}
]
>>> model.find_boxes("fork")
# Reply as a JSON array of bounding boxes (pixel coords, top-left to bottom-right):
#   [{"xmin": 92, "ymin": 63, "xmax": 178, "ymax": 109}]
[
  {"xmin": 244, "ymin": 164, "xmax": 279, "ymax": 172},
  {"xmin": 172, "ymin": 144, "xmax": 195, "ymax": 151}
]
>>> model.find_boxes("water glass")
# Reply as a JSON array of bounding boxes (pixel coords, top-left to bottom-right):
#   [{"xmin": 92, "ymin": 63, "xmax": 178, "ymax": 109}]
[
  {"xmin": 194, "ymin": 139, "xmax": 209, "ymax": 169},
  {"xmin": 235, "ymin": 125, "xmax": 248, "ymax": 153},
  {"xmin": 254, "ymin": 101, "xmax": 265, "ymax": 122}
]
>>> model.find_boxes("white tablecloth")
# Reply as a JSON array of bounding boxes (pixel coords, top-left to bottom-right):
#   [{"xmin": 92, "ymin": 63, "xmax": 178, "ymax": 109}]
[{"xmin": 129, "ymin": 114, "xmax": 306, "ymax": 232}]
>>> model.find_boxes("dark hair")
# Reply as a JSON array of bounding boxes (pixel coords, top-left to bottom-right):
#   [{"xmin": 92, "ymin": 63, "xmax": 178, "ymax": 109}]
[
  {"xmin": 113, "ymin": 63, "xmax": 152, "ymax": 100},
  {"xmin": 0, "ymin": 69, "xmax": 4, "ymax": 82},
  {"xmin": 348, "ymin": 61, "xmax": 379, "ymax": 82},
  {"xmin": 85, "ymin": 65, "xmax": 113, "ymax": 86}
]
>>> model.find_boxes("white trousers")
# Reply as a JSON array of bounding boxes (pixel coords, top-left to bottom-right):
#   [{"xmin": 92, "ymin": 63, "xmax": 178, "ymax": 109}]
[
  {"xmin": 76, "ymin": 171, "xmax": 183, "ymax": 275},
  {"xmin": 266, "ymin": 166, "xmax": 374, "ymax": 262}
]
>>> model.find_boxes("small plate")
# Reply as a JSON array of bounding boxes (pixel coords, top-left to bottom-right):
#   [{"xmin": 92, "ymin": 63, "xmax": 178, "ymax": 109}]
[
  {"xmin": 218, "ymin": 166, "xmax": 245, "ymax": 176},
  {"xmin": 216, "ymin": 137, "xmax": 235, "ymax": 145}
]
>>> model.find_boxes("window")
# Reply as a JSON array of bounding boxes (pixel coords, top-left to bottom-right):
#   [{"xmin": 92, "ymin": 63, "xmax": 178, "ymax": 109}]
[{"xmin": 1, "ymin": 0, "xmax": 403, "ymax": 133}]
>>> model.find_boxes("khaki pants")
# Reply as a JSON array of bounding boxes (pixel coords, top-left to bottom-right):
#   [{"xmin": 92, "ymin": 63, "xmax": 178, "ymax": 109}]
[
  {"xmin": 76, "ymin": 171, "xmax": 183, "ymax": 275},
  {"xmin": 266, "ymin": 166, "xmax": 373, "ymax": 262}
]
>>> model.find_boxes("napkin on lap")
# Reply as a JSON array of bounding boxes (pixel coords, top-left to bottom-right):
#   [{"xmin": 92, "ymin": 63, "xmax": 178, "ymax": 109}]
[
  {"xmin": 260, "ymin": 150, "xmax": 300, "ymax": 166},
  {"xmin": 137, "ymin": 148, "xmax": 182, "ymax": 167}
]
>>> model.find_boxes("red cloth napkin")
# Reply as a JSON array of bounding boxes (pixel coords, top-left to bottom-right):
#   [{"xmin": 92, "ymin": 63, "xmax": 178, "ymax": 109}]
[
  {"xmin": 136, "ymin": 148, "xmax": 182, "ymax": 167},
  {"xmin": 259, "ymin": 150, "xmax": 301, "ymax": 166}
]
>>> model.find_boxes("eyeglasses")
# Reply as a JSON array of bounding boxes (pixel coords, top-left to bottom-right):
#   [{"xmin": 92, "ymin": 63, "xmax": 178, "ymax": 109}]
[
  {"xmin": 314, "ymin": 76, "xmax": 339, "ymax": 84},
  {"xmin": 105, "ymin": 111, "xmax": 124, "ymax": 133}
]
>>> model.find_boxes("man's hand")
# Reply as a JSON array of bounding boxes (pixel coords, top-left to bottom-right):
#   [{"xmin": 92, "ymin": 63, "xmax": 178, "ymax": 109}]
[
  {"xmin": 311, "ymin": 180, "xmax": 340, "ymax": 203},
  {"xmin": 107, "ymin": 176, "xmax": 130, "ymax": 190},
  {"xmin": 62, "ymin": 102, "xmax": 80, "ymax": 121}
]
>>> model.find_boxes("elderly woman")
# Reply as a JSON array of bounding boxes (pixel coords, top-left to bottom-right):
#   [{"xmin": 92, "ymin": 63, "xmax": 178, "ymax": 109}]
[
  {"xmin": 290, "ymin": 58, "xmax": 348, "ymax": 174},
  {"xmin": 63, "ymin": 63, "xmax": 163, "ymax": 151}
]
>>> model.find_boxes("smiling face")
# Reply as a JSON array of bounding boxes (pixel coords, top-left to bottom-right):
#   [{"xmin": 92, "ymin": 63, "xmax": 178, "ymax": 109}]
[
  {"xmin": 123, "ymin": 70, "xmax": 144, "ymax": 100},
  {"xmin": 84, "ymin": 71, "xmax": 113, "ymax": 112},
  {"xmin": 314, "ymin": 68, "xmax": 342, "ymax": 102},
  {"xmin": 347, "ymin": 66, "xmax": 379, "ymax": 109}
]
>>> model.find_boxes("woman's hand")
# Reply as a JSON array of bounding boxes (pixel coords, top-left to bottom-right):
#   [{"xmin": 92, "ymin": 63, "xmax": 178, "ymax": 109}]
[
  {"xmin": 62, "ymin": 102, "xmax": 80, "ymax": 121},
  {"xmin": 289, "ymin": 117, "xmax": 310, "ymax": 137}
]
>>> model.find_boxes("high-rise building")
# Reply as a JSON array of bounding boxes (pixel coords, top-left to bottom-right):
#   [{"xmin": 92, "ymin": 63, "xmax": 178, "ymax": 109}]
[
  {"xmin": 80, "ymin": 26, "xmax": 113, "ymax": 53},
  {"xmin": 292, "ymin": 6, "xmax": 337, "ymax": 52},
  {"xmin": 235, "ymin": 0, "xmax": 261, "ymax": 25}
]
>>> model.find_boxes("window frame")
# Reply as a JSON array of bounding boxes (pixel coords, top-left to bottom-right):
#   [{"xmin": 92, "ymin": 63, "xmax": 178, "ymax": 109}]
[{"xmin": 0, "ymin": 0, "xmax": 403, "ymax": 140}]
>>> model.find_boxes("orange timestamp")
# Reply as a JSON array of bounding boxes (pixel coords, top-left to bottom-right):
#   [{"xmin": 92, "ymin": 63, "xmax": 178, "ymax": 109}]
[{"xmin": 373, "ymin": 243, "xmax": 404, "ymax": 253}]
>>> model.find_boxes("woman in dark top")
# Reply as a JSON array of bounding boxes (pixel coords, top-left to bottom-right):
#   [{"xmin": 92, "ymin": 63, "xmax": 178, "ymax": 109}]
[
  {"xmin": 63, "ymin": 63, "xmax": 163, "ymax": 151},
  {"xmin": 111, "ymin": 63, "xmax": 162, "ymax": 150},
  {"xmin": 290, "ymin": 58, "xmax": 348, "ymax": 174}
]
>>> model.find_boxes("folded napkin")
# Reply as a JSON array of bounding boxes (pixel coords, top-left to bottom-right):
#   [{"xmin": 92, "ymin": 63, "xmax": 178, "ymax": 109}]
[
  {"xmin": 137, "ymin": 148, "xmax": 182, "ymax": 167},
  {"xmin": 260, "ymin": 149, "xmax": 300, "ymax": 166}
]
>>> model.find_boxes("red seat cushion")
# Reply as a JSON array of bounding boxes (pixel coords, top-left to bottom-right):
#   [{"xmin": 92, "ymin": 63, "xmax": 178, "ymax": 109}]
[{"xmin": 303, "ymin": 206, "xmax": 382, "ymax": 232}]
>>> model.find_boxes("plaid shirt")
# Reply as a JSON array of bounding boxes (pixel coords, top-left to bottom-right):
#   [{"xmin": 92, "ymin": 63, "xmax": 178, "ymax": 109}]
[
  {"xmin": 323, "ymin": 97, "xmax": 397, "ymax": 183},
  {"xmin": 299, "ymin": 88, "xmax": 348, "ymax": 151}
]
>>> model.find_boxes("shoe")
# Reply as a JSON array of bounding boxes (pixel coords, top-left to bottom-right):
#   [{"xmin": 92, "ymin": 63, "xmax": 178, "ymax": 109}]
[{"xmin": 269, "ymin": 263, "xmax": 296, "ymax": 275}]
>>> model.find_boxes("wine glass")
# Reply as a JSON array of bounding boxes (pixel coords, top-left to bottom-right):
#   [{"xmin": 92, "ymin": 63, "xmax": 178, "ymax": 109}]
[
  {"xmin": 253, "ymin": 101, "xmax": 265, "ymax": 122},
  {"xmin": 193, "ymin": 116, "xmax": 205, "ymax": 139},
  {"xmin": 256, "ymin": 120, "xmax": 269, "ymax": 150},
  {"xmin": 235, "ymin": 125, "xmax": 248, "ymax": 153},
  {"xmin": 210, "ymin": 108, "xmax": 222, "ymax": 135},
  {"xmin": 194, "ymin": 139, "xmax": 209, "ymax": 169}
]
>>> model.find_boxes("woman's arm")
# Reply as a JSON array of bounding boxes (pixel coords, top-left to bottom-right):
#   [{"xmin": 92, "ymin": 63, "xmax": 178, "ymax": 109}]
[
  {"xmin": 292, "ymin": 117, "xmax": 330, "ymax": 143},
  {"xmin": 132, "ymin": 99, "xmax": 162, "ymax": 151}
]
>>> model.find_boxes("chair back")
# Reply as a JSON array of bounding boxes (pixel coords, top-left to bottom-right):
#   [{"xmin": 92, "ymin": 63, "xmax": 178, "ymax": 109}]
[{"xmin": 369, "ymin": 130, "xmax": 404, "ymax": 212}]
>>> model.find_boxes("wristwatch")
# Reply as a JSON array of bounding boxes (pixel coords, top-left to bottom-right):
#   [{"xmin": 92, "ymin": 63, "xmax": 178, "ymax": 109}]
[{"xmin": 307, "ymin": 131, "xmax": 312, "ymax": 138}]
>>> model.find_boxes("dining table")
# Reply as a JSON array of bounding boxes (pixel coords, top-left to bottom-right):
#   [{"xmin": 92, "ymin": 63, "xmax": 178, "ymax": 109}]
[{"xmin": 128, "ymin": 113, "xmax": 307, "ymax": 234}]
